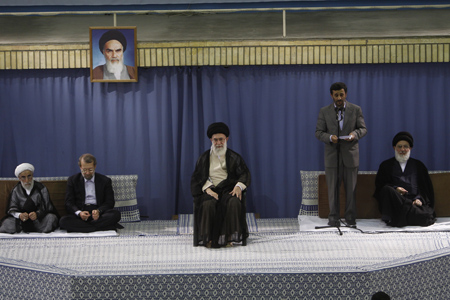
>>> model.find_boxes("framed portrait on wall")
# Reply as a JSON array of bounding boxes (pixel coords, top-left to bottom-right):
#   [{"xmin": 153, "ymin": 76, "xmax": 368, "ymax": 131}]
[{"xmin": 90, "ymin": 26, "xmax": 138, "ymax": 82}]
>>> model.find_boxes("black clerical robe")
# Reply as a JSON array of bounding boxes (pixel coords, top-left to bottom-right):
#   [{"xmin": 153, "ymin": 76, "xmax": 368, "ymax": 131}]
[
  {"xmin": 374, "ymin": 157, "xmax": 435, "ymax": 227},
  {"xmin": 191, "ymin": 148, "xmax": 251, "ymax": 247},
  {"xmin": 0, "ymin": 181, "xmax": 59, "ymax": 233}
]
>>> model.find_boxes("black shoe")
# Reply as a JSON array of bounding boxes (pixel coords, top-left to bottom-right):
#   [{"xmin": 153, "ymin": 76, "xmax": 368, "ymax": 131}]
[
  {"xmin": 345, "ymin": 219, "xmax": 356, "ymax": 226},
  {"xmin": 328, "ymin": 220, "xmax": 340, "ymax": 227},
  {"xmin": 381, "ymin": 215, "xmax": 391, "ymax": 224},
  {"xmin": 386, "ymin": 220, "xmax": 396, "ymax": 227}
]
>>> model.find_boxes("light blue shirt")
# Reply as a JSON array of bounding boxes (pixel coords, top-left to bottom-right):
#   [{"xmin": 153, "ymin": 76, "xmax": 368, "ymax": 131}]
[{"xmin": 84, "ymin": 175, "xmax": 97, "ymax": 205}]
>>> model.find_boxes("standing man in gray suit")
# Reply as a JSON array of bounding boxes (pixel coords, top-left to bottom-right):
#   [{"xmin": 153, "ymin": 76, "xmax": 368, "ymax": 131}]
[{"xmin": 315, "ymin": 82, "xmax": 367, "ymax": 226}]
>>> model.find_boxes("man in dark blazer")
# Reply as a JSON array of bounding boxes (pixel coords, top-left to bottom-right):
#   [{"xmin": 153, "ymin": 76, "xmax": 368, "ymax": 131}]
[
  {"xmin": 59, "ymin": 153, "xmax": 121, "ymax": 232},
  {"xmin": 315, "ymin": 82, "xmax": 367, "ymax": 226}
]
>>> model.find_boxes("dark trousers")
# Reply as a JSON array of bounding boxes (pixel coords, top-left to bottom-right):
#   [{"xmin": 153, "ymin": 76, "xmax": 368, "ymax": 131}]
[{"xmin": 59, "ymin": 206, "xmax": 121, "ymax": 233}]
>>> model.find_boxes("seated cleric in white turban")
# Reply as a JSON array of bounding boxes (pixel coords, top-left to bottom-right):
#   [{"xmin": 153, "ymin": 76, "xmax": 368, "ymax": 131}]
[{"xmin": 0, "ymin": 163, "xmax": 59, "ymax": 233}]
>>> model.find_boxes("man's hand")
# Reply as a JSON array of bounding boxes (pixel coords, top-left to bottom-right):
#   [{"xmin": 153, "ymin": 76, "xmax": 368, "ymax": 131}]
[
  {"xmin": 396, "ymin": 187, "xmax": 408, "ymax": 196},
  {"xmin": 28, "ymin": 211, "xmax": 37, "ymax": 221},
  {"xmin": 331, "ymin": 135, "xmax": 338, "ymax": 144},
  {"xmin": 230, "ymin": 186, "xmax": 242, "ymax": 200},
  {"xmin": 92, "ymin": 209, "xmax": 100, "ymax": 221},
  {"xmin": 79, "ymin": 211, "xmax": 91, "ymax": 221},
  {"xmin": 206, "ymin": 188, "xmax": 219, "ymax": 200},
  {"xmin": 413, "ymin": 199, "xmax": 423, "ymax": 206},
  {"xmin": 19, "ymin": 212, "xmax": 29, "ymax": 222}
]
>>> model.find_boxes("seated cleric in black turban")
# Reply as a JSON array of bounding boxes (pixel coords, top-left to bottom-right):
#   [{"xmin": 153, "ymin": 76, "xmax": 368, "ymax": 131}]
[
  {"xmin": 374, "ymin": 130, "xmax": 435, "ymax": 227},
  {"xmin": 207, "ymin": 122, "xmax": 230, "ymax": 139},
  {"xmin": 192, "ymin": 121, "xmax": 251, "ymax": 248}
]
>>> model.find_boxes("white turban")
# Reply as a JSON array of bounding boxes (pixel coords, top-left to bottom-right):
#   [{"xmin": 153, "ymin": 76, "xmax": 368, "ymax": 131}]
[{"xmin": 14, "ymin": 163, "xmax": 35, "ymax": 178}]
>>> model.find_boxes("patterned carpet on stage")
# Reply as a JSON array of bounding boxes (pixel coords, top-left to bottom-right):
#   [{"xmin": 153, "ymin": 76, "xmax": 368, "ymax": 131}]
[{"xmin": 1, "ymin": 215, "xmax": 450, "ymax": 278}]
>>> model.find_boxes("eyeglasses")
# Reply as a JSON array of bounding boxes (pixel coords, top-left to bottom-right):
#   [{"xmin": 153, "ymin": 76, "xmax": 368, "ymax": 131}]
[
  {"xmin": 81, "ymin": 168, "xmax": 94, "ymax": 173},
  {"xmin": 19, "ymin": 174, "xmax": 33, "ymax": 180}
]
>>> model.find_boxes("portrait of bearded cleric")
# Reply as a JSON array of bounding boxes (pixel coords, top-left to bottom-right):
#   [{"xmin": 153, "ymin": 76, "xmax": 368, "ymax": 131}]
[{"xmin": 90, "ymin": 27, "xmax": 137, "ymax": 82}]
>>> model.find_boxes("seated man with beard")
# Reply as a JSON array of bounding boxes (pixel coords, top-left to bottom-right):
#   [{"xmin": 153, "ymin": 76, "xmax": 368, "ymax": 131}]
[
  {"xmin": 191, "ymin": 122, "xmax": 251, "ymax": 248},
  {"xmin": 373, "ymin": 131, "xmax": 435, "ymax": 227},
  {"xmin": 0, "ymin": 163, "xmax": 59, "ymax": 233},
  {"xmin": 92, "ymin": 29, "xmax": 136, "ymax": 80}
]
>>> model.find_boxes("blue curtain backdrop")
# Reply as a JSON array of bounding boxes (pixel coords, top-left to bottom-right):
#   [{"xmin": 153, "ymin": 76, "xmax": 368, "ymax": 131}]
[{"xmin": 1, "ymin": 63, "xmax": 449, "ymax": 219}]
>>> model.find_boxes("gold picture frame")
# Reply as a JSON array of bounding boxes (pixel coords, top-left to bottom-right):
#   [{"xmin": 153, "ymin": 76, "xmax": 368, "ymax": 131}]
[{"xmin": 90, "ymin": 26, "xmax": 138, "ymax": 82}]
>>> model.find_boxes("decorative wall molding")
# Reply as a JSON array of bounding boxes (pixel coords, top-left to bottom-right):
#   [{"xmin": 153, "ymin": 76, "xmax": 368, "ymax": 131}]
[{"xmin": 1, "ymin": 37, "xmax": 449, "ymax": 70}]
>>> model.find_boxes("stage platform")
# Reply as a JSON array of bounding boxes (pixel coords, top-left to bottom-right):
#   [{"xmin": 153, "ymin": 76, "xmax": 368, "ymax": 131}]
[{"xmin": 1, "ymin": 215, "xmax": 450, "ymax": 299}]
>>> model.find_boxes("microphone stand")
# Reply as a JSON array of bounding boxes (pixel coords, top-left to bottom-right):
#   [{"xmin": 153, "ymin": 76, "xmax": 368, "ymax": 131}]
[{"xmin": 315, "ymin": 107, "xmax": 355, "ymax": 235}]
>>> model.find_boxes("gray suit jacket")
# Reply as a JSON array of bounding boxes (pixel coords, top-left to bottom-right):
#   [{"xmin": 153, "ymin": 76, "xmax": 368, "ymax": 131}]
[{"xmin": 315, "ymin": 101, "xmax": 367, "ymax": 168}]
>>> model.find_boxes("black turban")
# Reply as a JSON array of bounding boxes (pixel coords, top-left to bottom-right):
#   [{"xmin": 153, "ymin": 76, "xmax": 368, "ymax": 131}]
[
  {"xmin": 392, "ymin": 131, "xmax": 414, "ymax": 148},
  {"xmin": 207, "ymin": 122, "xmax": 230, "ymax": 138},
  {"xmin": 99, "ymin": 29, "xmax": 127, "ymax": 53}
]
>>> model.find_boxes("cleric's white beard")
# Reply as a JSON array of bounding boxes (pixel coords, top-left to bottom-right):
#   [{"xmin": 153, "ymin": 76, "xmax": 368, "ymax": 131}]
[
  {"xmin": 212, "ymin": 142, "xmax": 227, "ymax": 157},
  {"xmin": 21, "ymin": 180, "xmax": 34, "ymax": 191},
  {"xmin": 395, "ymin": 150, "xmax": 410, "ymax": 163},
  {"xmin": 105, "ymin": 58, "xmax": 124, "ymax": 79}
]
